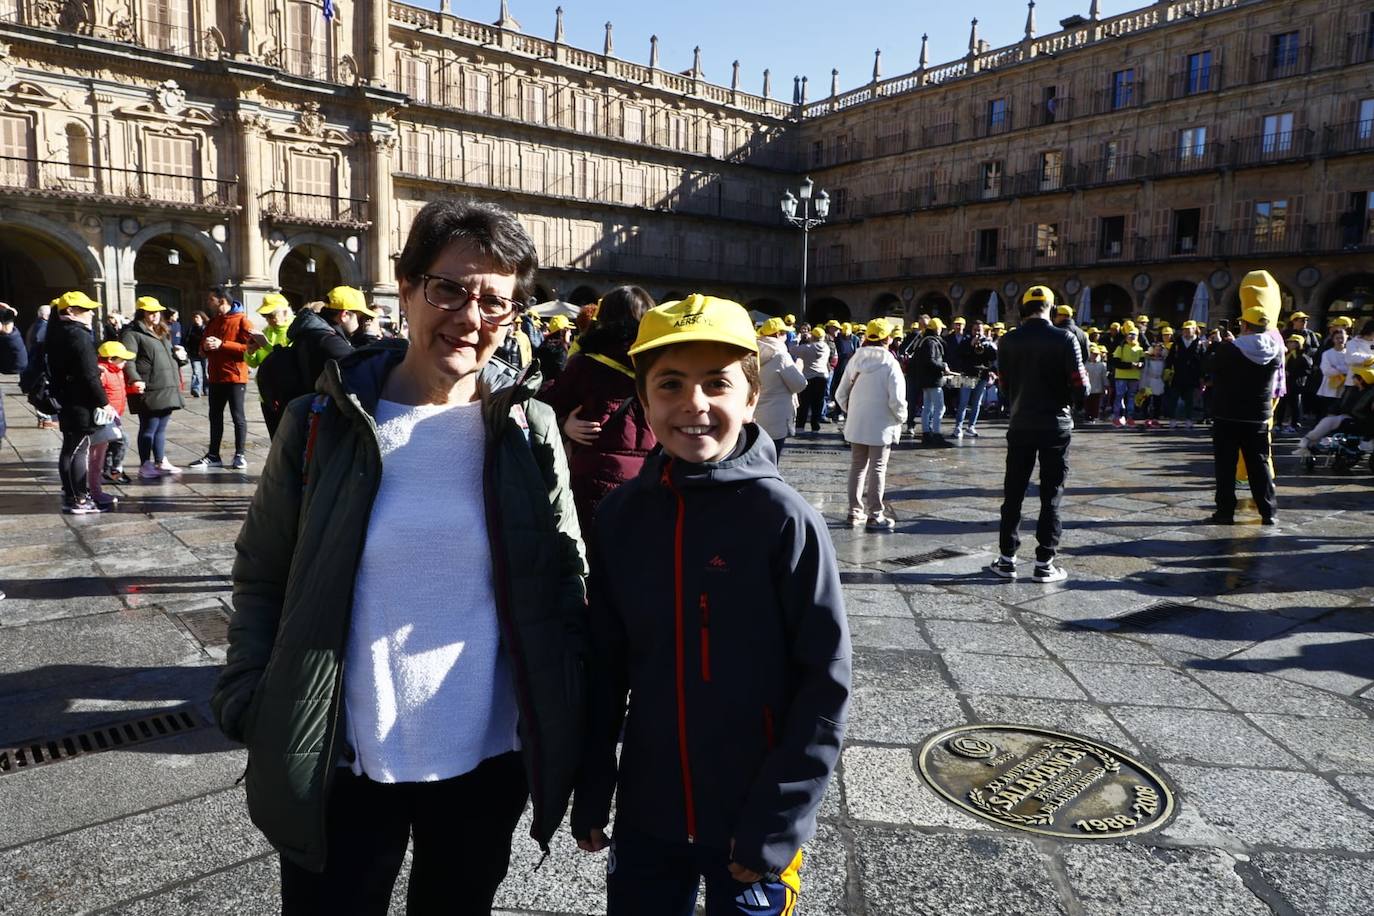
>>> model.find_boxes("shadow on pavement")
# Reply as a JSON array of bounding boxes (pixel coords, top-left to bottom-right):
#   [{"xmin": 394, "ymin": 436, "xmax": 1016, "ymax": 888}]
[{"xmin": 1, "ymin": 574, "xmax": 230, "ymax": 600}]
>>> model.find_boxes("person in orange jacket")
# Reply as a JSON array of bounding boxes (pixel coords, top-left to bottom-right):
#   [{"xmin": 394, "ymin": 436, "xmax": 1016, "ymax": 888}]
[{"xmin": 188, "ymin": 286, "xmax": 255, "ymax": 470}]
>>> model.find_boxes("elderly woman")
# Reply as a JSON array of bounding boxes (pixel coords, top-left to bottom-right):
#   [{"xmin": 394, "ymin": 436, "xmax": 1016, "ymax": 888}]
[
  {"xmin": 213, "ymin": 199, "xmax": 587, "ymax": 914},
  {"xmin": 120, "ymin": 296, "xmax": 186, "ymax": 479},
  {"xmin": 836, "ymin": 318, "xmax": 907, "ymax": 531}
]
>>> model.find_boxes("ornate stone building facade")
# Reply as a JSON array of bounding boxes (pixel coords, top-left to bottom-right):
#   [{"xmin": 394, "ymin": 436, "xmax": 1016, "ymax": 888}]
[
  {"xmin": 0, "ymin": 0, "xmax": 795, "ymax": 324},
  {"xmin": 0, "ymin": 0, "xmax": 1370, "ymax": 330},
  {"xmin": 797, "ymin": 0, "xmax": 1374, "ymax": 328}
]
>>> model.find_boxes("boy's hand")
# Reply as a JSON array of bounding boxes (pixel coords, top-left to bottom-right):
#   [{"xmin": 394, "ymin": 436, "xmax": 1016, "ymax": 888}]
[
  {"xmin": 564, "ymin": 406, "xmax": 601, "ymax": 446},
  {"xmin": 575, "ymin": 827, "xmax": 609, "ymax": 852},
  {"xmin": 131, "ymin": 381, "xmax": 147, "ymax": 394}
]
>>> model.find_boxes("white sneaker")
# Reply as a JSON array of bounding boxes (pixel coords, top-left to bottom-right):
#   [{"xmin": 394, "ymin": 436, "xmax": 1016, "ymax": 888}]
[
  {"xmin": 966, "ymin": 426, "xmax": 980, "ymax": 438},
  {"xmin": 847, "ymin": 510, "xmax": 865, "ymax": 528},
  {"xmin": 186, "ymin": 454, "xmax": 222, "ymax": 470},
  {"xmin": 157, "ymin": 458, "xmax": 182, "ymax": 475},
  {"xmin": 865, "ymin": 514, "xmax": 896, "ymax": 532},
  {"xmin": 138, "ymin": 460, "xmax": 162, "ymax": 479},
  {"xmin": 1033, "ymin": 561, "xmax": 1068, "ymax": 583},
  {"xmin": 230, "ymin": 454, "xmax": 248, "ymax": 470},
  {"xmin": 1294, "ymin": 440, "xmax": 1312, "ymax": 457},
  {"xmin": 954, "ymin": 426, "xmax": 965, "ymax": 439}
]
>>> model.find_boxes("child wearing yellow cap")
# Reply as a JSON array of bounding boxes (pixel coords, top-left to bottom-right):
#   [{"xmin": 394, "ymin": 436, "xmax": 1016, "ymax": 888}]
[
  {"xmin": 89, "ymin": 340, "xmax": 135, "ymax": 506},
  {"xmin": 573, "ymin": 294, "xmax": 850, "ymax": 916}
]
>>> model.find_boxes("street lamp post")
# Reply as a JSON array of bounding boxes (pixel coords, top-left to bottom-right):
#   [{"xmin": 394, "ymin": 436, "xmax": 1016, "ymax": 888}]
[{"xmin": 781, "ymin": 177, "xmax": 830, "ymax": 321}]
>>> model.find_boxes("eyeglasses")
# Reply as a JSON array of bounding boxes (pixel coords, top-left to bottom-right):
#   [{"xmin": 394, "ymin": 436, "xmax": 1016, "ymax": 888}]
[{"xmin": 419, "ymin": 274, "xmax": 521, "ymax": 325}]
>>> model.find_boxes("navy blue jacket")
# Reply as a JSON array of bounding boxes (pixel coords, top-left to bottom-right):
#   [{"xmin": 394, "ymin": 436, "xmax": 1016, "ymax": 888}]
[{"xmin": 573, "ymin": 426, "xmax": 850, "ymax": 874}]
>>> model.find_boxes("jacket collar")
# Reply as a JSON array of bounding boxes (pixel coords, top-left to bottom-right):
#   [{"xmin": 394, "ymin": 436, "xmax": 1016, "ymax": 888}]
[{"xmin": 641, "ymin": 424, "xmax": 781, "ymax": 490}]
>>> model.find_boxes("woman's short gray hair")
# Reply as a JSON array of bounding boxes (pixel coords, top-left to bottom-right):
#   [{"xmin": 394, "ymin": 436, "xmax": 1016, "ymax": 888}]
[{"xmin": 396, "ymin": 199, "xmax": 539, "ymax": 301}]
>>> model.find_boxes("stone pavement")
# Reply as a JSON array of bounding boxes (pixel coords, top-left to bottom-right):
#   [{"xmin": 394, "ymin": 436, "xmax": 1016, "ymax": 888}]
[{"xmin": 1, "ymin": 378, "xmax": 1373, "ymax": 915}]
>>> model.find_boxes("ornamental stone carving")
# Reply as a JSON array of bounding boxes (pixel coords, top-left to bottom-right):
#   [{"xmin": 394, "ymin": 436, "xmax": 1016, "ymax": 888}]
[
  {"xmin": 0, "ymin": 43, "xmax": 14, "ymax": 91},
  {"xmin": 298, "ymin": 102, "xmax": 325, "ymax": 136},
  {"xmin": 156, "ymin": 80, "xmax": 187, "ymax": 115}
]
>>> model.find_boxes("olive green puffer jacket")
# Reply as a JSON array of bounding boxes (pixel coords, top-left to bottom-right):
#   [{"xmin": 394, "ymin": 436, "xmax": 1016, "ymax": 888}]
[{"xmin": 211, "ymin": 341, "xmax": 588, "ymax": 872}]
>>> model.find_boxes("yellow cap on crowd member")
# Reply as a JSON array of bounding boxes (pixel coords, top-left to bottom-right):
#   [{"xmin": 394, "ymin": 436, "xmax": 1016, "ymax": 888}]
[
  {"xmin": 257, "ymin": 292, "xmax": 290, "ymax": 315},
  {"xmin": 629, "ymin": 294, "xmax": 759, "ymax": 361},
  {"xmin": 135, "ymin": 296, "xmax": 166, "ymax": 313},
  {"xmin": 1181, "ymin": 320, "xmax": 1199, "ymax": 330},
  {"xmin": 1022, "ymin": 286, "xmax": 1055, "ymax": 308},
  {"xmin": 327, "ymin": 285, "xmax": 378, "ymax": 318},
  {"xmin": 784, "ymin": 314, "xmax": 796, "ymax": 325},
  {"xmin": 1287, "ymin": 334, "xmax": 1305, "ymax": 345},
  {"xmin": 892, "ymin": 327, "xmax": 905, "ymax": 338},
  {"xmin": 58, "ymin": 290, "xmax": 99, "ymax": 311},
  {"xmin": 1109, "ymin": 321, "xmax": 1122, "ymax": 331},
  {"xmin": 993, "ymin": 322, "xmax": 1006, "ymax": 330},
  {"xmin": 49, "ymin": 297, "xmax": 62, "ymax": 308},
  {"xmin": 825, "ymin": 319, "xmax": 841, "ymax": 328},
  {"xmin": 1238, "ymin": 270, "xmax": 1281, "ymax": 328},
  {"xmin": 951, "ymin": 316, "xmax": 966, "ymax": 325},
  {"xmin": 927, "ymin": 317, "xmax": 945, "ymax": 332},
  {"xmin": 1354, "ymin": 366, "xmax": 1374, "ymax": 386},
  {"xmin": 759, "ymin": 316, "xmax": 787, "ymax": 337},
  {"xmin": 1330, "ymin": 316, "xmax": 1354, "ymax": 329},
  {"xmin": 864, "ymin": 318, "xmax": 893, "ymax": 341},
  {"xmin": 1137, "ymin": 314, "xmax": 1150, "ymax": 324},
  {"xmin": 1160, "ymin": 327, "xmax": 1174, "ymax": 336},
  {"xmin": 546, "ymin": 315, "xmax": 573, "ymax": 333},
  {"xmin": 1055, "ymin": 305, "xmax": 1074, "ymax": 317},
  {"xmin": 841, "ymin": 322, "xmax": 853, "ymax": 334},
  {"xmin": 1289, "ymin": 311, "xmax": 1309, "ymax": 320},
  {"xmin": 810, "ymin": 326, "xmax": 825, "ymax": 339},
  {"xmin": 1121, "ymin": 320, "xmax": 1137, "ymax": 334},
  {"xmin": 98, "ymin": 340, "xmax": 136, "ymax": 360}
]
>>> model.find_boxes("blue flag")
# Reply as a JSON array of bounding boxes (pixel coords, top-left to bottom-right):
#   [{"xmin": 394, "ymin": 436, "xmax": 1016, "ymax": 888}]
[{"xmin": 322, "ymin": 0, "xmax": 334, "ymax": 20}]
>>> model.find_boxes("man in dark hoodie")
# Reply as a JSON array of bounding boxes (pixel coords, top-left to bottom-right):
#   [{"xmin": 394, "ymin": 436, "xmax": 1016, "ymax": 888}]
[
  {"xmin": 1205, "ymin": 271, "xmax": 1284, "ymax": 526},
  {"xmin": 573, "ymin": 294, "xmax": 850, "ymax": 916},
  {"xmin": 286, "ymin": 286, "xmax": 367, "ymax": 397}
]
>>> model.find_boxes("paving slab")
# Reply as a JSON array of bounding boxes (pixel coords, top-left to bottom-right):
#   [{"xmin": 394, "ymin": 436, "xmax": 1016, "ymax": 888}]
[
  {"xmin": 1060, "ymin": 844, "xmax": 1271, "ymax": 916},
  {"xmin": 847, "ymin": 616, "xmax": 929, "ymax": 650},
  {"xmin": 100, "ymin": 853, "xmax": 279, "ymax": 916},
  {"xmin": 962, "ymin": 695, "xmax": 1141, "ymax": 754},
  {"xmin": 841, "ymin": 746, "xmax": 991, "ymax": 831},
  {"xmin": 942, "ymin": 651, "xmax": 1088, "ymax": 700},
  {"xmin": 1065, "ymin": 660, "xmax": 1226, "ymax": 709},
  {"xmin": 1247, "ymin": 714, "xmax": 1374, "ymax": 775},
  {"xmin": 845, "ymin": 686, "xmax": 964, "ymax": 745},
  {"xmin": 1249, "ymin": 852, "xmax": 1374, "ymax": 916},
  {"xmin": 923, "ymin": 619, "xmax": 1045, "ymax": 657},
  {"xmin": 1212, "ymin": 628, "xmax": 1374, "ymax": 697},
  {"xmin": 1113, "ymin": 706, "xmax": 1304, "ymax": 769},
  {"xmin": 850, "ymin": 648, "xmax": 951, "ymax": 692},
  {"xmin": 1190, "ymin": 670, "xmax": 1367, "ymax": 718}
]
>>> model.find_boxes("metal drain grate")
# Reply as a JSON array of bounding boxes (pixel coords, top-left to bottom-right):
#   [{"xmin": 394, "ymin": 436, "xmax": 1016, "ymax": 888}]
[
  {"xmin": 1111, "ymin": 602, "xmax": 1197, "ymax": 630},
  {"xmin": 881, "ymin": 547, "xmax": 965, "ymax": 569},
  {"xmin": 176, "ymin": 608, "xmax": 230, "ymax": 648},
  {"xmin": 0, "ymin": 708, "xmax": 203, "ymax": 776}
]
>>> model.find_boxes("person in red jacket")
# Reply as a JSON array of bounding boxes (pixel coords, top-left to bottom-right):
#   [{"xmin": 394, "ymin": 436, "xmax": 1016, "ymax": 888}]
[
  {"xmin": 538, "ymin": 286, "xmax": 657, "ymax": 547},
  {"xmin": 188, "ymin": 286, "xmax": 254, "ymax": 470},
  {"xmin": 88, "ymin": 340, "xmax": 133, "ymax": 509}
]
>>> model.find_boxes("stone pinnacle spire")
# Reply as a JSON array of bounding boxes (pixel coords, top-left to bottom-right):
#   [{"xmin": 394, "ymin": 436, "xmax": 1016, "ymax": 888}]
[
  {"xmin": 1025, "ymin": 1, "xmax": 1037, "ymax": 39},
  {"xmin": 495, "ymin": 0, "xmax": 520, "ymax": 31},
  {"xmin": 649, "ymin": 34, "xmax": 659, "ymax": 69},
  {"xmin": 731, "ymin": 59, "xmax": 740, "ymax": 90},
  {"xmin": 692, "ymin": 46, "xmax": 703, "ymax": 78},
  {"xmin": 919, "ymin": 33, "xmax": 929, "ymax": 70},
  {"xmin": 830, "ymin": 68, "xmax": 839, "ymax": 97},
  {"xmin": 872, "ymin": 48, "xmax": 881, "ymax": 82},
  {"xmin": 603, "ymin": 21, "xmax": 614, "ymax": 57},
  {"xmin": 763, "ymin": 68, "xmax": 771, "ymax": 98},
  {"xmin": 553, "ymin": 6, "xmax": 564, "ymax": 43},
  {"xmin": 969, "ymin": 17, "xmax": 979, "ymax": 55},
  {"xmin": 1090, "ymin": 0, "xmax": 1101, "ymax": 20}
]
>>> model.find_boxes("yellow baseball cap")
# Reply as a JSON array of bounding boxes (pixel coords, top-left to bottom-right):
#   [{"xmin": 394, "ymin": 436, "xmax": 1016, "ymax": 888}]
[
  {"xmin": 1181, "ymin": 320, "xmax": 1199, "ymax": 330},
  {"xmin": 1289, "ymin": 311, "xmax": 1309, "ymax": 320},
  {"xmin": 810, "ymin": 326, "xmax": 825, "ymax": 339},
  {"xmin": 1109, "ymin": 321, "xmax": 1122, "ymax": 331},
  {"xmin": 784, "ymin": 314, "xmax": 796, "ymax": 325},
  {"xmin": 841, "ymin": 322, "xmax": 853, "ymax": 334},
  {"xmin": 825, "ymin": 319, "xmax": 840, "ymax": 328},
  {"xmin": 257, "ymin": 292, "xmax": 290, "ymax": 315},
  {"xmin": 1330, "ymin": 316, "xmax": 1354, "ymax": 329},
  {"xmin": 951, "ymin": 316, "xmax": 966, "ymax": 325},
  {"xmin": 1055, "ymin": 305, "xmax": 1074, "ymax": 317},
  {"xmin": 759, "ymin": 316, "xmax": 787, "ymax": 337},
  {"xmin": 327, "ymin": 286, "xmax": 378, "ymax": 318},
  {"xmin": 628, "ymin": 294, "xmax": 759, "ymax": 361},
  {"xmin": 97, "ymin": 340, "xmax": 136, "ymax": 360},
  {"xmin": 927, "ymin": 317, "xmax": 945, "ymax": 332},
  {"xmin": 1023, "ymin": 286, "xmax": 1055, "ymax": 308},
  {"xmin": 1160, "ymin": 327, "xmax": 1174, "ymax": 336},
  {"xmin": 992, "ymin": 322, "xmax": 1006, "ymax": 330},
  {"xmin": 1122, "ymin": 320, "xmax": 1137, "ymax": 334},
  {"xmin": 864, "ymin": 318, "xmax": 892, "ymax": 341},
  {"xmin": 135, "ymin": 296, "xmax": 166, "ymax": 313},
  {"xmin": 58, "ymin": 290, "xmax": 99, "ymax": 311},
  {"xmin": 546, "ymin": 315, "xmax": 573, "ymax": 333}
]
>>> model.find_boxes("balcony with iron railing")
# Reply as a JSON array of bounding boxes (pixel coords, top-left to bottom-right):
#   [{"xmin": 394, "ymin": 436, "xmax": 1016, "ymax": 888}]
[
  {"xmin": 1165, "ymin": 64, "xmax": 1222, "ymax": 99},
  {"xmin": 1250, "ymin": 46, "xmax": 1312, "ymax": 83},
  {"xmin": 1031, "ymin": 97, "xmax": 1075, "ymax": 126},
  {"xmin": 0, "ymin": 155, "xmax": 237, "ymax": 208},
  {"xmin": 1068, "ymin": 153, "xmax": 1147, "ymax": 186},
  {"xmin": 1150, "ymin": 141, "xmax": 1226, "ymax": 177},
  {"xmin": 971, "ymin": 108, "xmax": 1015, "ymax": 140},
  {"xmin": 1325, "ymin": 119, "xmax": 1374, "ymax": 156},
  {"xmin": 259, "ymin": 190, "xmax": 369, "ymax": 226},
  {"xmin": 284, "ymin": 48, "xmax": 334, "ymax": 82},
  {"xmin": 1227, "ymin": 128, "xmax": 1316, "ymax": 167},
  {"xmin": 1348, "ymin": 31, "xmax": 1374, "ymax": 65},
  {"xmin": 1090, "ymin": 80, "xmax": 1145, "ymax": 115}
]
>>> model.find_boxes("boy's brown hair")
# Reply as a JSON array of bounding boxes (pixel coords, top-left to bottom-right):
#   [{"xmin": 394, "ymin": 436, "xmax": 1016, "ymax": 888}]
[{"xmin": 633, "ymin": 342, "xmax": 760, "ymax": 401}]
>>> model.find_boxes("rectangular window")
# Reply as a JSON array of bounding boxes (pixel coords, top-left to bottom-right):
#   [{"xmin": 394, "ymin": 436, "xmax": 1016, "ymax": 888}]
[
  {"xmin": 1179, "ymin": 126, "xmax": 1207, "ymax": 161},
  {"xmin": 811, "ymin": 139, "xmax": 823, "ymax": 166},
  {"xmin": 289, "ymin": 152, "xmax": 333, "ymax": 218},
  {"xmin": 1262, "ymin": 112, "xmax": 1294, "ymax": 155},
  {"xmin": 1111, "ymin": 68, "xmax": 1135, "ymax": 110},
  {"xmin": 575, "ymin": 94, "xmax": 599, "ymax": 133},
  {"xmin": 975, "ymin": 228, "xmax": 1000, "ymax": 268},
  {"xmin": 624, "ymin": 165, "xmax": 645, "ymax": 207},
  {"xmin": 466, "ymin": 141, "xmax": 491, "ymax": 184},
  {"xmin": 402, "ymin": 57, "xmax": 430, "ymax": 103},
  {"xmin": 521, "ymin": 150, "xmax": 546, "ymax": 193},
  {"xmin": 1103, "ymin": 140, "xmax": 1120, "ymax": 178},
  {"xmin": 987, "ymin": 98, "xmax": 1008, "ymax": 133},
  {"xmin": 1343, "ymin": 191, "xmax": 1374, "ymax": 247},
  {"xmin": 522, "ymin": 84, "xmax": 547, "ymax": 124},
  {"xmin": 1173, "ymin": 208, "xmax": 1201, "ymax": 254},
  {"xmin": 0, "ymin": 114, "xmax": 31, "ymax": 187},
  {"xmin": 148, "ymin": 133, "xmax": 196, "ymax": 203},
  {"xmin": 622, "ymin": 105, "xmax": 643, "ymax": 143},
  {"xmin": 1270, "ymin": 31, "xmax": 1301, "ymax": 71},
  {"xmin": 1040, "ymin": 151, "xmax": 1063, "ymax": 190},
  {"xmin": 1035, "ymin": 223, "xmax": 1060, "ymax": 258},
  {"xmin": 830, "ymin": 187, "xmax": 848, "ymax": 216},
  {"xmin": 1253, "ymin": 199, "xmax": 1289, "ymax": 245},
  {"xmin": 669, "ymin": 116, "xmax": 687, "ymax": 150},
  {"xmin": 980, "ymin": 160, "xmax": 1003, "ymax": 199},
  {"xmin": 1041, "ymin": 86, "xmax": 1059, "ymax": 124},
  {"xmin": 708, "ymin": 126, "xmax": 726, "ymax": 159},
  {"xmin": 287, "ymin": 0, "xmax": 327, "ymax": 79},
  {"xmin": 465, "ymin": 72, "xmax": 491, "ymax": 114},
  {"xmin": 1359, "ymin": 98, "xmax": 1374, "ymax": 141},
  {"xmin": 835, "ymin": 134, "xmax": 850, "ymax": 161},
  {"xmin": 1185, "ymin": 51, "xmax": 1213, "ymax": 94},
  {"xmin": 146, "ymin": 0, "xmax": 191, "ymax": 53},
  {"xmin": 402, "ymin": 129, "xmax": 429, "ymax": 174},
  {"xmin": 1099, "ymin": 215, "xmax": 1125, "ymax": 258}
]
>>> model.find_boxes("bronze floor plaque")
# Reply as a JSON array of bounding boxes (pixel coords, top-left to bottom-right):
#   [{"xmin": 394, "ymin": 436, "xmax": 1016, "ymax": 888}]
[{"xmin": 918, "ymin": 724, "xmax": 1174, "ymax": 839}]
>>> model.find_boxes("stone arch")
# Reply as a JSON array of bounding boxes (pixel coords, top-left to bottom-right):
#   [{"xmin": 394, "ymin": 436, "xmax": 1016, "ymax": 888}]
[
  {"xmin": 1084, "ymin": 282, "xmax": 1133, "ymax": 323},
  {"xmin": 870, "ymin": 292, "xmax": 902, "ymax": 318},
  {"xmin": 0, "ymin": 209, "xmax": 103, "ymax": 283},
  {"xmin": 807, "ymin": 296, "xmax": 850, "ymax": 323},
  {"xmin": 0, "ymin": 221, "xmax": 101, "ymax": 328},
  {"xmin": 965, "ymin": 289, "xmax": 1000, "ymax": 324},
  {"xmin": 267, "ymin": 232, "xmax": 361, "ymax": 288},
  {"xmin": 122, "ymin": 221, "xmax": 231, "ymax": 295},
  {"xmin": 1319, "ymin": 272, "xmax": 1374, "ymax": 326},
  {"xmin": 915, "ymin": 290, "xmax": 953, "ymax": 322},
  {"xmin": 1149, "ymin": 279, "xmax": 1206, "ymax": 327},
  {"xmin": 745, "ymin": 297, "xmax": 785, "ymax": 317}
]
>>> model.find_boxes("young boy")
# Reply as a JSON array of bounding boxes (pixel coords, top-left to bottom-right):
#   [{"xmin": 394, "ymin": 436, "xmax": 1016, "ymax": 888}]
[
  {"xmin": 573, "ymin": 294, "xmax": 851, "ymax": 916},
  {"xmin": 90, "ymin": 340, "xmax": 133, "ymax": 510},
  {"xmin": 1085, "ymin": 345, "xmax": 1109, "ymax": 422}
]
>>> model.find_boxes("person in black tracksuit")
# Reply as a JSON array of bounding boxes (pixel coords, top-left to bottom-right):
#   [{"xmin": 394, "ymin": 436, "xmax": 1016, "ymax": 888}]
[
  {"xmin": 1053, "ymin": 307, "xmax": 1091, "ymax": 420},
  {"xmin": 1205, "ymin": 320, "xmax": 1282, "ymax": 525},
  {"xmin": 989, "ymin": 287, "xmax": 1088, "ymax": 583},
  {"xmin": 45, "ymin": 296, "xmax": 109, "ymax": 511},
  {"xmin": 574, "ymin": 425, "xmax": 851, "ymax": 915}
]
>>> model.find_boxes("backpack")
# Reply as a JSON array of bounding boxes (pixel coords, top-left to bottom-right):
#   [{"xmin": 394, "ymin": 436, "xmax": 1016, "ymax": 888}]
[
  {"xmin": 19, "ymin": 339, "xmax": 61, "ymax": 415},
  {"xmin": 255, "ymin": 345, "xmax": 309, "ymax": 417}
]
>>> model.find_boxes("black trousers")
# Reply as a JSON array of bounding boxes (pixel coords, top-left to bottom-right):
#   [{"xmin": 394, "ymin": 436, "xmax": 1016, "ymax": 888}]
[
  {"xmin": 999, "ymin": 429, "xmax": 1071, "ymax": 563},
  {"xmin": 796, "ymin": 377, "xmax": 827, "ymax": 431},
  {"xmin": 58, "ymin": 429, "xmax": 91, "ymax": 503},
  {"xmin": 280, "ymin": 752, "xmax": 528, "ymax": 916},
  {"xmin": 1211, "ymin": 419, "xmax": 1276, "ymax": 520},
  {"xmin": 207, "ymin": 382, "xmax": 247, "ymax": 457}
]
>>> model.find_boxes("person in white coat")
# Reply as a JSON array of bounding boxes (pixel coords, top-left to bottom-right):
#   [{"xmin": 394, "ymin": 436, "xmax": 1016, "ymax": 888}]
[
  {"xmin": 836, "ymin": 318, "xmax": 908, "ymax": 531},
  {"xmin": 754, "ymin": 317, "xmax": 808, "ymax": 457}
]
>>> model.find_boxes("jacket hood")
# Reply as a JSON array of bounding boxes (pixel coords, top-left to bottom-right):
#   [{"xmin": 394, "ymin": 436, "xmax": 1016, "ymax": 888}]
[
  {"xmin": 641, "ymin": 423, "xmax": 781, "ymax": 490},
  {"xmin": 757, "ymin": 335, "xmax": 789, "ymax": 361},
  {"xmin": 317, "ymin": 339, "xmax": 543, "ymax": 435},
  {"xmin": 1234, "ymin": 331, "xmax": 1284, "ymax": 366},
  {"xmin": 847, "ymin": 345, "xmax": 896, "ymax": 371},
  {"xmin": 288, "ymin": 308, "xmax": 338, "ymax": 346}
]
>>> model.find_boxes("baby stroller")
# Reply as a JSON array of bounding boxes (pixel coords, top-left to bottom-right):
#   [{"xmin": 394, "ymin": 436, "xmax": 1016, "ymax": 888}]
[{"xmin": 1301, "ymin": 432, "xmax": 1374, "ymax": 473}]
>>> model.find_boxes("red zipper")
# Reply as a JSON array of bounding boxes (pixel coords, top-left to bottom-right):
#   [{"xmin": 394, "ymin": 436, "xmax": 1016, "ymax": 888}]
[
  {"xmin": 662, "ymin": 461, "xmax": 698, "ymax": 842},
  {"xmin": 699, "ymin": 593, "xmax": 712, "ymax": 683}
]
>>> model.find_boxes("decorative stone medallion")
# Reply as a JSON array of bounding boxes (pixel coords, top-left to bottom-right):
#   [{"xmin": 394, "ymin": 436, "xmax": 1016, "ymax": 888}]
[{"xmin": 919, "ymin": 724, "xmax": 1174, "ymax": 840}]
